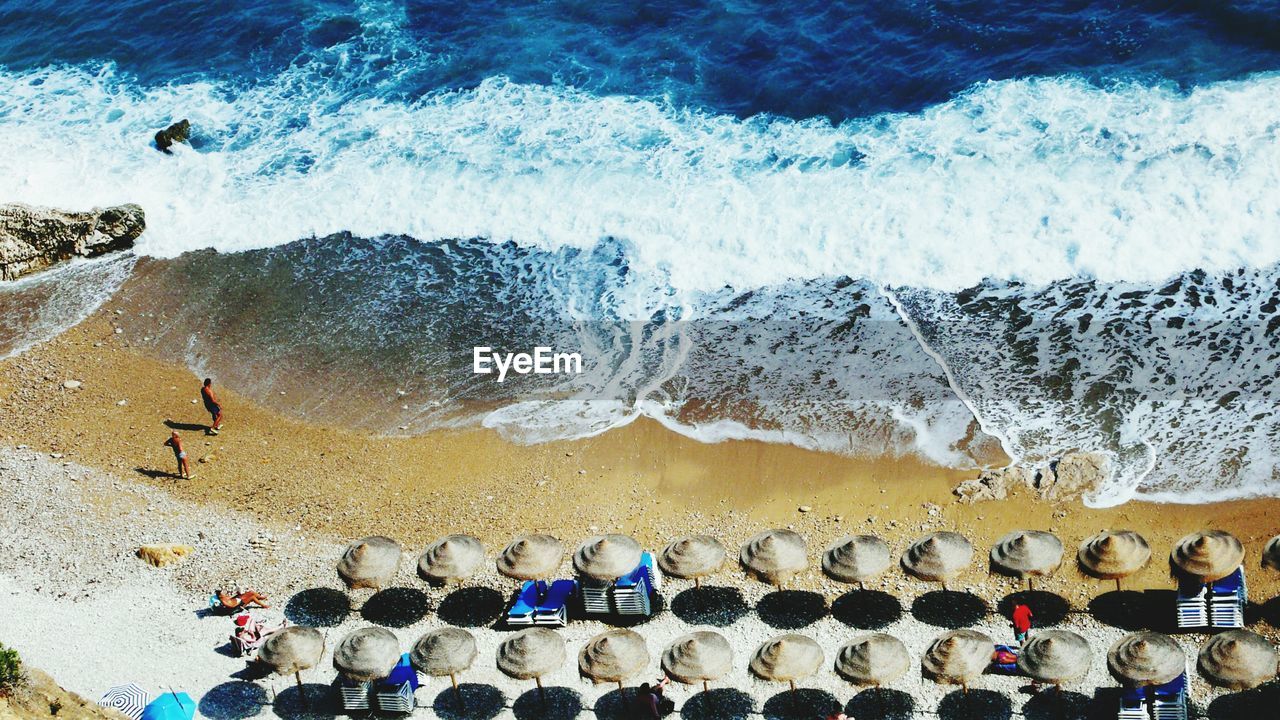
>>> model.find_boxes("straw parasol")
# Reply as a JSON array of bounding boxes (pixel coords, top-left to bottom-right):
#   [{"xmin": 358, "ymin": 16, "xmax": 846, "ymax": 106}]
[
  {"xmin": 1017, "ymin": 630, "xmax": 1091, "ymax": 690},
  {"xmin": 662, "ymin": 631, "xmax": 733, "ymax": 693},
  {"xmin": 1262, "ymin": 535, "xmax": 1280, "ymax": 572},
  {"xmin": 823, "ymin": 535, "xmax": 891, "ymax": 590},
  {"xmin": 574, "ymin": 534, "xmax": 643, "ymax": 581},
  {"xmin": 333, "ymin": 627, "xmax": 400, "ymax": 682},
  {"xmin": 579, "ymin": 629, "xmax": 649, "ymax": 694},
  {"xmin": 834, "ymin": 633, "xmax": 910, "ymax": 687},
  {"xmin": 740, "ymin": 529, "xmax": 808, "ymax": 586},
  {"xmin": 990, "ymin": 530, "xmax": 1063, "ymax": 590},
  {"xmin": 497, "ymin": 534, "xmax": 564, "ymax": 581},
  {"xmin": 1078, "ymin": 530, "xmax": 1152, "ymax": 591},
  {"xmin": 751, "ymin": 634, "xmax": 824, "ymax": 702},
  {"xmin": 337, "ymin": 536, "xmax": 402, "ymax": 591},
  {"xmin": 411, "ymin": 628, "xmax": 477, "ymax": 709},
  {"xmin": 497, "ymin": 627, "xmax": 565, "ymax": 706},
  {"xmin": 1197, "ymin": 630, "xmax": 1278, "ymax": 690},
  {"xmin": 418, "ymin": 535, "xmax": 485, "ymax": 584},
  {"xmin": 659, "ymin": 535, "xmax": 727, "ymax": 588},
  {"xmin": 1170, "ymin": 530, "xmax": 1245, "ymax": 583},
  {"xmin": 1107, "ymin": 631, "xmax": 1185, "ymax": 687},
  {"xmin": 902, "ymin": 532, "xmax": 973, "ymax": 590},
  {"xmin": 922, "ymin": 629, "xmax": 993, "ymax": 693},
  {"xmin": 259, "ymin": 626, "xmax": 324, "ymax": 696}
]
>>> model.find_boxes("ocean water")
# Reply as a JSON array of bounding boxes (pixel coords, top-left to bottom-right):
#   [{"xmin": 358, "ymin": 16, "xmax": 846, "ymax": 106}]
[{"xmin": 2, "ymin": 0, "xmax": 1280, "ymax": 505}]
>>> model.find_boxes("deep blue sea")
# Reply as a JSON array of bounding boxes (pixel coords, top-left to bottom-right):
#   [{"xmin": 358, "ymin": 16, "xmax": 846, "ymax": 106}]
[{"xmin": 3, "ymin": 0, "xmax": 1280, "ymax": 505}]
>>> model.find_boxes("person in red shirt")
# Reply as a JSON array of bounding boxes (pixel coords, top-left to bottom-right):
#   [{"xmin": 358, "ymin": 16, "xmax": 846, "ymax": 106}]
[
  {"xmin": 1012, "ymin": 602, "xmax": 1034, "ymax": 643},
  {"xmin": 163, "ymin": 431, "xmax": 191, "ymax": 479},
  {"xmin": 201, "ymin": 378, "xmax": 223, "ymax": 435}
]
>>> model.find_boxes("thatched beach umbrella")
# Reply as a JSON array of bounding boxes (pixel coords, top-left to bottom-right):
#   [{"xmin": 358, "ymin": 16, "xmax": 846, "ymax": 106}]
[
  {"xmin": 333, "ymin": 627, "xmax": 400, "ymax": 682},
  {"xmin": 991, "ymin": 530, "xmax": 1063, "ymax": 590},
  {"xmin": 662, "ymin": 631, "xmax": 733, "ymax": 693},
  {"xmin": 751, "ymin": 634, "xmax": 824, "ymax": 702},
  {"xmin": 740, "ymin": 529, "xmax": 808, "ymax": 586},
  {"xmin": 579, "ymin": 629, "xmax": 649, "ymax": 694},
  {"xmin": 823, "ymin": 535, "xmax": 891, "ymax": 590},
  {"xmin": 1078, "ymin": 530, "xmax": 1151, "ymax": 591},
  {"xmin": 497, "ymin": 627, "xmax": 565, "ymax": 706},
  {"xmin": 1197, "ymin": 630, "xmax": 1278, "ymax": 690},
  {"xmin": 574, "ymin": 534, "xmax": 643, "ymax": 581},
  {"xmin": 835, "ymin": 633, "xmax": 910, "ymax": 687},
  {"xmin": 1170, "ymin": 530, "xmax": 1244, "ymax": 583},
  {"xmin": 902, "ymin": 532, "xmax": 973, "ymax": 590},
  {"xmin": 411, "ymin": 628, "xmax": 477, "ymax": 709},
  {"xmin": 337, "ymin": 536, "xmax": 402, "ymax": 591},
  {"xmin": 418, "ymin": 534, "xmax": 485, "ymax": 584},
  {"xmin": 1017, "ymin": 630, "xmax": 1091, "ymax": 691},
  {"xmin": 659, "ymin": 535, "xmax": 727, "ymax": 588},
  {"xmin": 497, "ymin": 534, "xmax": 564, "ymax": 581},
  {"xmin": 922, "ymin": 629, "xmax": 993, "ymax": 693},
  {"xmin": 1262, "ymin": 535, "xmax": 1280, "ymax": 572},
  {"xmin": 258, "ymin": 626, "xmax": 324, "ymax": 697},
  {"xmin": 1107, "ymin": 631, "xmax": 1185, "ymax": 687}
]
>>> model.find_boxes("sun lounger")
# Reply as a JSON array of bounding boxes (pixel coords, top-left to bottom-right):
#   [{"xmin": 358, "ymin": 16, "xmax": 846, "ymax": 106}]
[
  {"xmin": 506, "ymin": 580, "xmax": 545, "ymax": 626},
  {"xmin": 1209, "ymin": 566, "xmax": 1246, "ymax": 628},
  {"xmin": 1117, "ymin": 686, "xmax": 1145, "ymax": 720},
  {"xmin": 613, "ymin": 560, "xmax": 653, "ymax": 615},
  {"xmin": 1150, "ymin": 673, "xmax": 1188, "ymax": 720},
  {"xmin": 374, "ymin": 654, "xmax": 419, "ymax": 714},
  {"xmin": 1175, "ymin": 581, "xmax": 1208, "ymax": 628},
  {"xmin": 338, "ymin": 679, "xmax": 371, "ymax": 712},
  {"xmin": 533, "ymin": 579, "xmax": 575, "ymax": 626}
]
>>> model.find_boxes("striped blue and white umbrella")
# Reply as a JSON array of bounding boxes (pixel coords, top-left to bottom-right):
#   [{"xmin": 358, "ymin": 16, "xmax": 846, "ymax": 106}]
[{"xmin": 98, "ymin": 683, "xmax": 149, "ymax": 720}]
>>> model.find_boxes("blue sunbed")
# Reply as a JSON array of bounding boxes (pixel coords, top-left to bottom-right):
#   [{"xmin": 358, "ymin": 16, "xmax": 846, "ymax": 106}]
[
  {"xmin": 507, "ymin": 580, "xmax": 545, "ymax": 626},
  {"xmin": 534, "ymin": 579, "xmax": 575, "ymax": 625}
]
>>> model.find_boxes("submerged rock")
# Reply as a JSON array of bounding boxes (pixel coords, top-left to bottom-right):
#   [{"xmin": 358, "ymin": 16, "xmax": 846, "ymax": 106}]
[
  {"xmin": 153, "ymin": 118, "xmax": 190, "ymax": 152},
  {"xmin": 1041, "ymin": 451, "xmax": 1111, "ymax": 501},
  {"xmin": 954, "ymin": 466, "xmax": 1034, "ymax": 504},
  {"xmin": 0, "ymin": 203, "xmax": 144, "ymax": 281}
]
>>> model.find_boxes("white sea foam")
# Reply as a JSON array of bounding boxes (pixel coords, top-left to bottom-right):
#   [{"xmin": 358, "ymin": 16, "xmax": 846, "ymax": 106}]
[{"xmin": 2, "ymin": 66, "xmax": 1280, "ymax": 307}]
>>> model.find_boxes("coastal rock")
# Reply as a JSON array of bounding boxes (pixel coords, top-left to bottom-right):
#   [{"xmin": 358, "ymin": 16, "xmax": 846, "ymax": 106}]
[
  {"xmin": 1040, "ymin": 451, "xmax": 1111, "ymax": 501},
  {"xmin": 0, "ymin": 668, "xmax": 128, "ymax": 720},
  {"xmin": 0, "ymin": 203, "xmax": 145, "ymax": 281},
  {"xmin": 153, "ymin": 119, "xmax": 191, "ymax": 152},
  {"xmin": 954, "ymin": 466, "xmax": 1034, "ymax": 504},
  {"xmin": 136, "ymin": 543, "xmax": 194, "ymax": 568}
]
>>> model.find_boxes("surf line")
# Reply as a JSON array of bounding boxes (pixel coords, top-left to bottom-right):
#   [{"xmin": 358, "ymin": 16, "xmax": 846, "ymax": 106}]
[{"xmin": 473, "ymin": 346, "xmax": 584, "ymax": 383}]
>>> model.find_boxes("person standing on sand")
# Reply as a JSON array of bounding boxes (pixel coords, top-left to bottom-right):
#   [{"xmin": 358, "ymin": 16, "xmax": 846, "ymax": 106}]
[
  {"xmin": 164, "ymin": 431, "xmax": 191, "ymax": 479},
  {"xmin": 1012, "ymin": 601, "xmax": 1033, "ymax": 643},
  {"xmin": 201, "ymin": 378, "xmax": 223, "ymax": 435}
]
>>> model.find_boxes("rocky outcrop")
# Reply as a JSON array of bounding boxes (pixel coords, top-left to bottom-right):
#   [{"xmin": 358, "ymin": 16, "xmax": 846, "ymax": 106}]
[
  {"xmin": 154, "ymin": 119, "xmax": 190, "ymax": 152},
  {"xmin": 955, "ymin": 451, "xmax": 1112, "ymax": 504},
  {"xmin": 0, "ymin": 668, "xmax": 127, "ymax": 720},
  {"xmin": 0, "ymin": 203, "xmax": 145, "ymax": 281},
  {"xmin": 136, "ymin": 543, "xmax": 193, "ymax": 568}
]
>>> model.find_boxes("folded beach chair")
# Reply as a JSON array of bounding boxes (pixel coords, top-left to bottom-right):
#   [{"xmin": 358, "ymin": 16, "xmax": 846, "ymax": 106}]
[
  {"xmin": 580, "ymin": 578, "xmax": 612, "ymax": 615},
  {"xmin": 533, "ymin": 579, "xmax": 575, "ymax": 626},
  {"xmin": 374, "ymin": 654, "xmax": 420, "ymax": 714},
  {"xmin": 1175, "ymin": 580, "xmax": 1208, "ymax": 628},
  {"xmin": 338, "ymin": 678, "xmax": 371, "ymax": 712},
  {"xmin": 1117, "ymin": 686, "xmax": 1145, "ymax": 720},
  {"xmin": 613, "ymin": 562, "xmax": 652, "ymax": 615},
  {"xmin": 1150, "ymin": 673, "xmax": 1187, "ymax": 720},
  {"xmin": 639, "ymin": 551, "xmax": 662, "ymax": 590},
  {"xmin": 506, "ymin": 580, "xmax": 544, "ymax": 626},
  {"xmin": 1209, "ymin": 566, "xmax": 1246, "ymax": 628}
]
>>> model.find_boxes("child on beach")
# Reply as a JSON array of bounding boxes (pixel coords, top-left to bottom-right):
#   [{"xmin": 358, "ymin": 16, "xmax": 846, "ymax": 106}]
[
  {"xmin": 201, "ymin": 378, "xmax": 223, "ymax": 435},
  {"xmin": 1012, "ymin": 601, "xmax": 1033, "ymax": 643},
  {"xmin": 163, "ymin": 431, "xmax": 191, "ymax": 479}
]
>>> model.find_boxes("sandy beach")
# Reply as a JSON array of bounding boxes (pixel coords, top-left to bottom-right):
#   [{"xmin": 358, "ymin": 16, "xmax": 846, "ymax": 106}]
[{"xmin": 1, "ymin": 306, "xmax": 1279, "ymax": 719}]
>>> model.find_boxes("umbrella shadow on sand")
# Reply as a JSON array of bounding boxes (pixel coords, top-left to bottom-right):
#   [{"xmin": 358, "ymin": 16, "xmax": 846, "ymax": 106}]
[
  {"xmin": 1088, "ymin": 590, "xmax": 1177, "ymax": 631},
  {"xmin": 360, "ymin": 587, "xmax": 431, "ymax": 627},
  {"xmin": 436, "ymin": 586, "xmax": 505, "ymax": 627},
  {"xmin": 284, "ymin": 588, "xmax": 350, "ymax": 627},
  {"xmin": 831, "ymin": 589, "xmax": 903, "ymax": 629},
  {"xmin": 756, "ymin": 590, "xmax": 827, "ymax": 629},
  {"xmin": 272, "ymin": 683, "xmax": 335, "ymax": 719},
  {"xmin": 512, "ymin": 686, "xmax": 581, "ymax": 720},
  {"xmin": 670, "ymin": 587, "xmax": 750, "ymax": 627},
  {"xmin": 1205, "ymin": 682, "xmax": 1280, "ymax": 720},
  {"xmin": 938, "ymin": 689, "xmax": 1013, "ymax": 720},
  {"xmin": 1021, "ymin": 689, "xmax": 1093, "ymax": 720},
  {"xmin": 912, "ymin": 590, "xmax": 988, "ymax": 628},
  {"xmin": 1251, "ymin": 596, "xmax": 1280, "ymax": 629},
  {"xmin": 998, "ymin": 590, "xmax": 1072, "ymax": 627},
  {"xmin": 432, "ymin": 683, "xmax": 506, "ymax": 720},
  {"xmin": 198, "ymin": 681, "xmax": 269, "ymax": 720},
  {"xmin": 844, "ymin": 688, "xmax": 915, "ymax": 720},
  {"xmin": 761, "ymin": 688, "xmax": 841, "ymax": 719},
  {"xmin": 679, "ymin": 688, "xmax": 755, "ymax": 720}
]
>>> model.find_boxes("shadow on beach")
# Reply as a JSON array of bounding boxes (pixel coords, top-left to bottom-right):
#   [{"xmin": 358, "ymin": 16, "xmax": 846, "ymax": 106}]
[
  {"xmin": 284, "ymin": 588, "xmax": 350, "ymax": 627},
  {"xmin": 164, "ymin": 419, "xmax": 209, "ymax": 432},
  {"xmin": 669, "ymin": 587, "xmax": 750, "ymax": 627},
  {"xmin": 761, "ymin": 688, "xmax": 841, "ymax": 719},
  {"xmin": 680, "ymin": 688, "xmax": 754, "ymax": 720},
  {"xmin": 912, "ymin": 590, "xmax": 988, "ymax": 628},
  {"xmin": 437, "ymin": 586, "xmax": 505, "ymax": 627},
  {"xmin": 938, "ymin": 688, "xmax": 1013, "ymax": 720},
  {"xmin": 1205, "ymin": 682, "xmax": 1280, "ymax": 719},
  {"xmin": 998, "ymin": 590, "xmax": 1072, "ymax": 627},
  {"xmin": 360, "ymin": 586, "xmax": 431, "ymax": 627},
  {"xmin": 1088, "ymin": 590, "xmax": 1176, "ymax": 631},
  {"xmin": 756, "ymin": 590, "xmax": 827, "ymax": 629},
  {"xmin": 831, "ymin": 589, "xmax": 903, "ymax": 629},
  {"xmin": 198, "ymin": 681, "xmax": 269, "ymax": 720},
  {"xmin": 1021, "ymin": 689, "xmax": 1093, "ymax": 720},
  {"xmin": 273, "ymin": 683, "xmax": 336, "ymax": 719},
  {"xmin": 845, "ymin": 687, "xmax": 914, "ymax": 720},
  {"xmin": 433, "ymin": 683, "xmax": 506, "ymax": 720}
]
